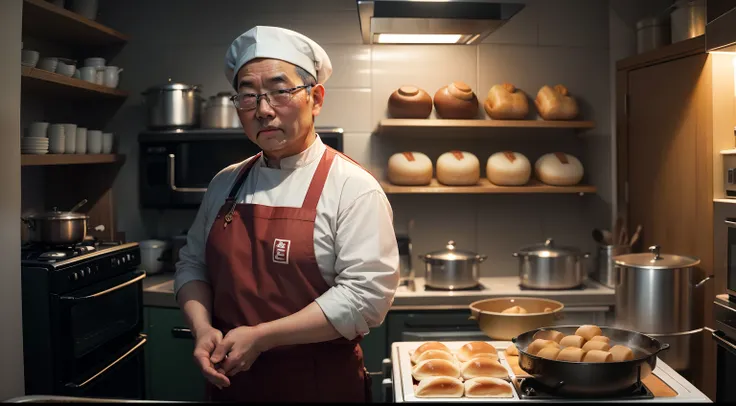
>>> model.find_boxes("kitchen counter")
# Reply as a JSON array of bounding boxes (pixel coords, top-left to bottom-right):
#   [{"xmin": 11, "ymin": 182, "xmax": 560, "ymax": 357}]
[{"xmin": 144, "ymin": 273, "xmax": 615, "ymax": 310}]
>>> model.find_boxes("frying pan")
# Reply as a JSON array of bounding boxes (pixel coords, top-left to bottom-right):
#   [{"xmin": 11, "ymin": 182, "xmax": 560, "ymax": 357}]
[{"xmin": 511, "ymin": 325, "xmax": 670, "ymax": 397}]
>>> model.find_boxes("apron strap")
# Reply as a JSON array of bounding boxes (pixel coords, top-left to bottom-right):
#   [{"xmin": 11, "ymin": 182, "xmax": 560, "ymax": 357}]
[
  {"xmin": 227, "ymin": 152, "xmax": 262, "ymax": 201},
  {"xmin": 301, "ymin": 148, "xmax": 336, "ymax": 211}
]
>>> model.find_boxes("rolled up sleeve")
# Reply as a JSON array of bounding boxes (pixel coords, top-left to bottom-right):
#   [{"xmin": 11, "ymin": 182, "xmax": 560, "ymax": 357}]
[
  {"xmin": 173, "ymin": 192, "xmax": 211, "ymax": 297},
  {"xmin": 314, "ymin": 190, "xmax": 400, "ymax": 340}
]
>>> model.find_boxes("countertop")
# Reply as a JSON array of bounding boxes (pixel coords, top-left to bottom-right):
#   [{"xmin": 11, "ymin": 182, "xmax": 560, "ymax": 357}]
[{"xmin": 143, "ymin": 273, "xmax": 615, "ymax": 310}]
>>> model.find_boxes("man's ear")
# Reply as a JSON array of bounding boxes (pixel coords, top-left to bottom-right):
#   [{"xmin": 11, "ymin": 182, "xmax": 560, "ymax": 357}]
[{"xmin": 310, "ymin": 84, "xmax": 325, "ymax": 116}]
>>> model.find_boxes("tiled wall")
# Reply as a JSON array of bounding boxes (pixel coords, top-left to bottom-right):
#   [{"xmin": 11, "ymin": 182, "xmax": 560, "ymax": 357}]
[{"xmin": 100, "ymin": 0, "xmax": 646, "ymax": 277}]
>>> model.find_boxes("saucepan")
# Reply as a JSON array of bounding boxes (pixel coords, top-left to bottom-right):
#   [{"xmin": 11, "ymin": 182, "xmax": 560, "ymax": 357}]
[{"xmin": 21, "ymin": 199, "xmax": 105, "ymax": 245}]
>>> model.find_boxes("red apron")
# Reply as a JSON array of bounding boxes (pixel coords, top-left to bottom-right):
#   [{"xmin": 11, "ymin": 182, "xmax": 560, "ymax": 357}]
[{"xmin": 204, "ymin": 147, "xmax": 370, "ymax": 402}]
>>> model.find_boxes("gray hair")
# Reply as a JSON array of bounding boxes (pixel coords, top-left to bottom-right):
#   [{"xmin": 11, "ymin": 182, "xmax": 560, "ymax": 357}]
[{"xmin": 295, "ymin": 66, "xmax": 317, "ymax": 86}]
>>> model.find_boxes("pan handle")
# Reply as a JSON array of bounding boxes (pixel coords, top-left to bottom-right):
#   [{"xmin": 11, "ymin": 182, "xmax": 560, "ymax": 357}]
[{"xmin": 654, "ymin": 343, "xmax": 670, "ymax": 355}]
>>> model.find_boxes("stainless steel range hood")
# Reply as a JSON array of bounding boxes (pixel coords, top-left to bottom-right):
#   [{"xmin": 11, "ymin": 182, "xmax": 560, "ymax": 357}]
[
  {"xmin": 706, "ymin": 0, "xmax": 736, "ymax": 53},
  {"xmin": 357, "ymin": 0, "xmax": 525, "ymax": 45}
]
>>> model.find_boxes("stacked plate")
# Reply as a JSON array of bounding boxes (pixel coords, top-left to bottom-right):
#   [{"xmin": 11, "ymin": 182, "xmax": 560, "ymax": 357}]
[{"xmin": 22, "ymin": 137, "xmax": 49, "ymax": 155}]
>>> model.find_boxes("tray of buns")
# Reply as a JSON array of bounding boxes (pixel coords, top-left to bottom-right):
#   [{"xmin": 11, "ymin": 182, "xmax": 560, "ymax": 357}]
[{"xmin": 392, "ymin": 340, "xmax": 527, "ymax": 402}]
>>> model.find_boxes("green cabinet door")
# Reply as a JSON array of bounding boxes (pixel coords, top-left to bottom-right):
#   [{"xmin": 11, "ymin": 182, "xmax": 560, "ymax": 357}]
[
  {"xmin": 360, "ymin": 323, "xmax": 388, "ymax": 402},
  {"xmin": 143, "ymin": 306, "xmax": 207, "ymax": 401}
]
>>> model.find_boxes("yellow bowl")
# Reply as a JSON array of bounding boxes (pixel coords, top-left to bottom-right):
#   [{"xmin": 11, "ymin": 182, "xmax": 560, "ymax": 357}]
[{"xmin": 469, "ymin": 297, "xmax": 565, "ymax": 340}]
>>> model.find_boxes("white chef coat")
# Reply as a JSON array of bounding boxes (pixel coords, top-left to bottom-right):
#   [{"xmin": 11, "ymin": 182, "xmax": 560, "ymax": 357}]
[{"xmin": 174, "ymin": 135, "xmax": 400, "ymax": 340}]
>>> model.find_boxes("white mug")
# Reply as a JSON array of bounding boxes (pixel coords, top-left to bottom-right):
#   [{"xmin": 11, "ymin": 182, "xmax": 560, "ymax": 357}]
[
  {"xmin": 101, "ymin": 132, "xmax": 114, "ymax": 153},
  {"xmin": 103, "ymin": 66, "xmax": 123, "ymax": 88},
  {"xmin": 95, "ymin": 67, "xmax": 104, "ymax": 85},
  {"xmin": 28, "ymin": 122, "xmax": 49, "ymax": 138},
  {"xmin": 79, "ymin": 66, "xmax": 97, "ymax": 83},
  {"xmin": 48, "ymin": 124, "xmax": 65, "ymax": 154},
  {"xmin": 75, "ymin": 128, "xmax": 87, "ymax": 154},
  {"xmin": 87, "ymin": 130, "xmax": 102, "ymax": 154},
  {"xmin": 62, "ymin": 123, "xmax": 77, "ymax": 154}
]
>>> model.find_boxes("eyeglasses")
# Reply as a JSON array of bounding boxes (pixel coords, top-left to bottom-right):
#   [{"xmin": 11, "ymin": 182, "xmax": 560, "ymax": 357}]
[{"xmin": 230, "ymin": 85, "xmax": 312, "ymax": 111}]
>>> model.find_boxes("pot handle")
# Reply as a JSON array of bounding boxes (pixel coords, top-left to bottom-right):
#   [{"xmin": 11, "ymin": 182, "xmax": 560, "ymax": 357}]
[
  {"xmin": 476, "ymin": 254, "xmax": 488, "ymax": 263},
  {"xmin": 468, "ymin": 308, "xmax": 480, "ymax": 322},
  {"xmin": 694, "ymin": 275, "xmax": 713, "ymax": 288},
  {"xmin": 512, "ymin": 252, "xmax": 520, "ymax": 257},
  {"xmin": 20, "ymin": 217, "xmax": 34, "ymax": 230},
  {"xmin": 582, "ymin": 252, "xmax": 591, "ymax": 259}
]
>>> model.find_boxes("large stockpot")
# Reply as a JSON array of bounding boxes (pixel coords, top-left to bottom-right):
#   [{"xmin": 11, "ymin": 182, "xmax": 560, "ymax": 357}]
[
  {"xmin": 512, "ymin": 325, "xmax": 670, "ymax": 397},
  {"xmin": 202, "ymin": 92, "xmax": 241, "ymax": 129},
  {"xmin": 418, "ymin": 240, "xmax": 486, "ymax": 290},
  {"xmin": 142, "ymin": 81, "xmax": 202, "ymax": 129},
  {"xmin": 513, "ymin": 238, "xmax": 590, "ymax": 289},
  {"xmin": 613, "ymin": 245, "xmax": 712, "ymax": 334}
]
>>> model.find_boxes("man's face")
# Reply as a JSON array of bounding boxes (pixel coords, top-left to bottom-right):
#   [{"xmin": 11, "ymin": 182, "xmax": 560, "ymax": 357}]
[{"xmin": 235, "ymin": 59, "xmax": 324, "ymax": 156}]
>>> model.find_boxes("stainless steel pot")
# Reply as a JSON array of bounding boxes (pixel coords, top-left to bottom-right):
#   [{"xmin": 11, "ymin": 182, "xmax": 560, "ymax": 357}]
[
  {"xmin": 418, "ymin": 240, "xmax": 487, "ymax": 290},
  {"xmin": 613, "ymin": 245, "xmax": 712, "ymax": 333},
  {"xmin": 142, "ymin": 80, "xmax": 202, "ymax": 129},
  {"xmin": 202, "ymin": 92, "xmax": 241, "ymax": 129},
  {"xmin": 670, "ymin": 0, "xmax": 705, "ymax": 43},
  {"xmin": 21, "ymin": 206, "xmax": 89, "ymax": 245},
  {"xmin": 513, "ymin": 238, "xmax": 589, "ymax": 290}
]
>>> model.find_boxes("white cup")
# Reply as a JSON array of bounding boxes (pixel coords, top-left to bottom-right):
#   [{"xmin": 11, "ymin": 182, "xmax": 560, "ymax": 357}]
[
  {"xmin": 28, "ymin": 122, "xmax": 49, "ymax": 138},
  {"xmin": 37, "ymin": 57, "xmax": 58, "ymax": 72},
  {"xmin": 87, "ymin": 130, "xmax": 102, "ymax": 154},
  {"xmin": 101, "ymin": 132, "xmax": 114, "ymax": 153},
  {"xmin": 62, "ymin": 124, "xmax": 77, "ymax": 154},
  {"xmin": 75, "ymin": 127, "xmax": 87, "ymax": 154},
  {"xmin": 79, "ymin": 66, "xmax": 97, "ymax": 83},
  {"xmin": 103, "ymin": 66, "xmax": 123, "ymax": 88},
  {"xmin": 83, "ymin": 57, "xmax": 105, "ymax": 67},
  {"xmin": 48, "ymin": 124, "xmax": 64, "ymax": 138},
  {"xmin": 21, "ymin": 50, "xmax": 39, "ymax": 67},
  {"xmin": 48, "ymin": 125, "xmax": 65, "ymax": 154},
  {"xmin": 95, "ymin": 67, "xmax": 104, "ymax": 85},
  {"xmin": 70, "ymin": 0, "xmax": 98, "ymax": 20}
]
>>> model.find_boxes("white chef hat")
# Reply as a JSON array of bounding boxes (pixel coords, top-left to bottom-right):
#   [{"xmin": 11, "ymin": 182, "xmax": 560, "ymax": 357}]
[{"xmin": 224, "ymin": 26, "xmax": 332, "ymax": 89}]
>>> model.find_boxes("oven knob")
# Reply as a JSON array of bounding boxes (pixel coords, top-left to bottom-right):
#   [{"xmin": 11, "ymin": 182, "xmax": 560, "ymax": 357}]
[
  {"xmin": 80, "ymin": 269, "xmax": 85, "ymax": 277},
  {"xmin": 121, "ymin": 256, "xmax": 127, "ymax": 264},
  {"xmin": 86, "ymin": 267, "xmax": 91, "ymax": 276},
  {"xmin": 72, "ymin": 272, "xmax": 78, "ymax": 281}
]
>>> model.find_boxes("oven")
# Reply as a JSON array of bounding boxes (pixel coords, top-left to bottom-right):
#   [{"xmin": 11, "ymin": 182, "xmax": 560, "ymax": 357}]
[
  {"xmin": 724, "ymin": 219, "xmax": 736, "ymax": 298},
  {"xmin": 139, "ymin": 127, "xmax": 344, "ymax": 209},
  {"xmin": 714, "ymin": 295, "xmax": 736, "ymax": 403}
]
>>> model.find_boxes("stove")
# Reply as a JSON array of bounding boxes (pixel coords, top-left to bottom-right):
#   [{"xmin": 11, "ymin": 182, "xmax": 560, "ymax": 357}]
[{"xmin": 513, "ymin": 377, "xmax": 653, "ymax": 400}]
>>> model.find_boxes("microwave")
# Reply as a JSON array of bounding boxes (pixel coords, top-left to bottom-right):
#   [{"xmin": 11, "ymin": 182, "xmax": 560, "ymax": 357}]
[
  {"xmin": 725, "ymin": 218, "xmax": 736, "ymax": 299},
  {"xmin": 139, "ymin": 127, "xmax": 344, "ymax": 208}
]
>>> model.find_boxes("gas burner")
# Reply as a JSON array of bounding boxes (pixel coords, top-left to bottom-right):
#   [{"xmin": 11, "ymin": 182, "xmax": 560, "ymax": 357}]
[
  {"xmin": 513, "ymin": 377, "xmax": 654, "ymax": 400},
  {"xmin": 21, "ymin": 240, "xmax": 124, "ymax": 263},
  {"xmin": 518, "ymin": 283, "xmax": 586, "ymax": 291},
  {"xmin": 424, "ymin": 283, "xmax": 487, "ymax": 292}
]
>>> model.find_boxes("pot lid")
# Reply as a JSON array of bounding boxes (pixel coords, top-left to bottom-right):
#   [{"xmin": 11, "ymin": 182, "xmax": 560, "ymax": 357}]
[
  {"xmin": 26, "ymin": 207, "xmax": 88, "ymax": 220},
  {"xmin": 144, "ymin": 79, "xmax": 200, "ymax": 93},
  {"xmin": 424, "ymin": 240, "xmax": 479, "ymax": 261},
  {"xmin": 614, "ymin": 245, "xmax": 700, "ymax": 269},
  {"xmin": 517, "ymin": 238, "xmax": 581, "ymax": 257}
]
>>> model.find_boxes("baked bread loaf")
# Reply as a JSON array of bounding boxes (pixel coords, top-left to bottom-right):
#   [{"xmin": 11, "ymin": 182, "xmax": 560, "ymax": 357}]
[
  {"xmin": 532, "ymin": 329, "xmax": 565, "ymax": 343},
  {"xmin": 388, "ymin": 86, "xmax": 433, "ymax": 118},
  {"xmin": 544, "ymin": 307, "xmax": 554, "ymax": 312},
  {"xmin": 387, "ymin": 152, "xmax": 433, "ymax": 186},
  {"xmin": 537, "ymin": 346, "xmax": 561, "ymax": 360},
  {"xmin": 505, "ymin": 344, "xmax": 519, "ymax": 356},
  {"xmin": 434, "ymin": 81, "xmax": 479, "ymax": 119},
  {"xmin": 483, "ymin": 83, "xmax": 529, "ymax": 120},
  {"xmin": 527, "ymin": 339, "xmax": 560, "ymax": 356},
  {"xmin": 415, "ymin": 376, "xmax": 464, "ymax": 398},
  {"xmin": 575, "ymin": 325, "xmax": 603, "ymax": 341},
  {"xmin": 502, "ymin": 305, "xmax": 528, "ymax": 314},
  {"xmin": 436, "ymin": 151, "xmax": 480, "ymax": 186},
  {"xmin": 590, "ymin": 335, "xmax": 611, "ymax": 345},
  {"xmin": 583, "ymin": 350, "xmax": 613, "ymax": 363},
  {"xmin": 411, "ymin": 341, "xmax": 452, "ymax": 363},
  {"xmin": 535, "ymin": 152, "xmax": 584, "ymax": 186},
  {"xmin": 610, "ymin": 345, "xmax": 635, "ymax": 361},
  {"xmin": 582, "ymin": 340, "xmax": 611, "ymax": 352},
  {"xmin": 559, "ymin": 335, "xmax": 586, "ymax": 348},
  {"xmin": 535, "ymin": 84, "xmax": 579, "ymax": 120},
  {"xmin": 486, "ymin": 151, "xmax": 532, "ymax": 186},
  {"xmin": 556, "ymin": 347, "xmax": 586, "ymax": 362},
  {"xmin": 456, "ymin": 341, "xmax": 498, "ymax": 362},
  {"xmin": 413, "ymin": 349, "xmax": 459, "ymax": 365},
  {"xmin": 464, "ymin": 377, "xmax": 514, "ymax": 398},
  {"xmin": 460, "ymin": 357, "xmax": 508, "ymax": 379},
  {"xmin": 412, "ymin": 359, "xmax": 462, "ymax": 381}
]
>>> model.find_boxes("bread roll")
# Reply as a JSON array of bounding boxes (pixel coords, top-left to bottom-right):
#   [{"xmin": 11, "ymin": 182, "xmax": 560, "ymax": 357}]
[
  {"xmin": 527, "ymin": 339, "xmax": 560, "ymax": 356},
  {"xmin": 505, "ymin": 344, "xmax": 519, "ymax": 356},
  {"xmin": 412, "ymin": 359, "xmax": 462, "ymax": 381},
  {"xmin": 505, "ymin": 355, "xmax": 529, "ymax": 377},
  {"xmin": 415, "ymin": 376, "xmax": 464, "ymax": 398},
  {"xmin": 413, "ymin": 349, "xmax": 459, "ymax": 365},
  {"xmin": 461, "ymin": 358, "xmax": 508, "ymax": 379},
  {"xmin": 575, "ymin": 325, "xmax": 603, "ymax": 341},
  {"xmin": 534, "ymin": 84, "xmax": 579, "ymax": 120},
  {"xmin": 583, "ymin": 350, "xmax": 613, "ymax": 363},
  {"xmin": 411, "ymin": 341, "xmax": 452, "ymax": 363},
  {"xmin": 436, "ymin": 151, "xmax": 480, "ymax": 186},
  {"xmin": 456, "ymin": 341, "xmax": 498, "ymax": 362},
  {"xmin": 464, "ymin": 377, "xmax": 514, "ymax": 398},
  {"xmin": 556, "ymin": 347, "xmax": 586, "ymax": 362},
  {"xmin": 483, "ymin": 83, "xmax": 529, "ymax": 120},
  {"xmin": 433, "ymin": 81, "xmax": 479, "ymax": 119},
  {"xmin": 486, "ymin": 151, "xmax": 532, "ymax": 186},
  {"xmin": 544, "ymin": 307, "xmax": 554, "ymax": 313},
  {"xmin": 582, "ymin": 340, "xmax": 611, "ymax": 352},
  {"xmin": 387, "ymin": 152, "xmax": 433, "ymax": 186},
  {"xmin": 532, "ymin": 329, "xmax": 565, "ymax": 343},
  {"xmin": 502, "ymin": 305, "xmax": 528, "ymax": 314},
  {"xmin": 535, "ymin": 152, "xmax": 584, "ymax": 186},
  {"xmin": 537, "ymin": 347, "xmax": 561, "ymax": 360},
  {"xmin": 610, "ymin": 345, "xmax": 635, "ymax": 362},
  {"xmin": 388, "ymin": 86, "xmax": 433, "ymax": 118},
  {"xmin": 559, "ymin": 335, "xmax": 586, "ymax": 348},
  {"xmin": 590, "ymin": 335, "xmax": 611, "ymax": 345}
]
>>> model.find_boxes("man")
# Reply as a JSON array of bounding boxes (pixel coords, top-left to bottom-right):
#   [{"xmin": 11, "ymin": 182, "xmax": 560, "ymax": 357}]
[{"xmin": 173, "ymin": 26, "xmax": 400, "ymax": 403}]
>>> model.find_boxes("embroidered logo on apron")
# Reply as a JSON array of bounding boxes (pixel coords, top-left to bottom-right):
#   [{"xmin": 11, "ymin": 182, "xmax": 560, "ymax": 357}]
[{"xmin": 272, "ymin": 239, "xmax": 291, "ymax": 264}]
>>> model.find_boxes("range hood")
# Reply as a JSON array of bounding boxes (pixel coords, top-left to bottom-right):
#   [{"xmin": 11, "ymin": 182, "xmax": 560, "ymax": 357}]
[
  {"xmin": 706, "ymin": 0, "xmax": 736, "ymax": 53},
  {"xmin": 357, "ymin": 0, "xmax": 525, "ymax": 45}
]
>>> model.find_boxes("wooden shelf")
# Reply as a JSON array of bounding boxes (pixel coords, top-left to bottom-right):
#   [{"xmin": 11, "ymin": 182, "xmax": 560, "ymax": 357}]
[
  {"xmin": 21, "ymin": 154, "xmax": 125, "ymax": 166},
  {"xmin": 22, "ymin": 0, "xmax": 128, "ymax": 48},
  {"xmin": 21, "ymin": 66, "xmax": 128, "ymax": 99},
  {"xmin": 380, "ymin": 178, "xmax": 596, "ymax": 195},
  {"xmin": 377, "ymin": 118, "xmax": 595, "ymax": 133}
]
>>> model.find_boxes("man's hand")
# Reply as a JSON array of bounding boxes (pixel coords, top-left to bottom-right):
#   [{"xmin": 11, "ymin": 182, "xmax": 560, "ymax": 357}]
[
  {"xmin": 193, "ymin": 327, "xmax": 231, "ymax": 389},
  {"xmin": 210, "ymin": 325, "xmax": 265, "ymax": 377}
]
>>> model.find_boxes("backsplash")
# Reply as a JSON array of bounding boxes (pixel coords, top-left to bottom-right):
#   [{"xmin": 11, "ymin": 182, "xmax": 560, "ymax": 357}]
[{"xmin": 98, "ymin": 0, "xmax": 663, "ymax": 277}]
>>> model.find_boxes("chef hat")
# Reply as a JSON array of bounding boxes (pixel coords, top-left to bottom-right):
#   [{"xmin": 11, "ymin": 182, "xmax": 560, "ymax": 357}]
[{"xmin": 224, "ymin": 26, "xmax": 332, "ymax": 89}]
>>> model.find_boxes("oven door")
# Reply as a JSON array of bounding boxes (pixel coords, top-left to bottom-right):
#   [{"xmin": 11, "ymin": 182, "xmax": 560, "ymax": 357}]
[
  {"xmin": 725, "ymin": 219, "xmax": 736, "ymax": 298},
  {"xmin": 713, "ymin": 330, "xmax": 736, "ymax": 403}
]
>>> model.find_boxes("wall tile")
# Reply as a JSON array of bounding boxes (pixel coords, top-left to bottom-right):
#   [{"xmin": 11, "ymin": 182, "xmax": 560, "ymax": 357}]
[
  {"xmin": 322, "ymin": 45, "xmax": 371, "ymax": 89},
  {"xmin": 319, "ymin": 89, "xmax": 372, "ymax": 132},
  {"xmin": 536, "ymin": 0, "xmax": 609, "ymax": 48},
  {"xmin": 342, "ymin": 132, "xmax": 374, "ymax": 170}
]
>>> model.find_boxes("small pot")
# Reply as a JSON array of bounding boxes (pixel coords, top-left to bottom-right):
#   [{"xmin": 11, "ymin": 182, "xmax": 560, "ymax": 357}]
[
  {"xmin": 142, "ymin": 80, "xmax": 202, "ymax": 129},
  {"xmin": 418, "ymin": 240, "xmax": 486, "ymax": 290},
  {"xmin": 22, "ymin": 207, "xmax": 89, "ymax": 245},
  {"xmin": 202, "ymin": 92, "xmax": 241, "ymax": 129},
  {"xmin": 513, "ymin": 238, "xmax": 590, "ymax": 289}
]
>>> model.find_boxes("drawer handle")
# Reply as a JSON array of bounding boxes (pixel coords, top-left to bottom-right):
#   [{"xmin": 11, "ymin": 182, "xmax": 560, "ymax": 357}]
[{"xmin": 171, "ymin": 327, "xmax": 193, "ymax": 339}]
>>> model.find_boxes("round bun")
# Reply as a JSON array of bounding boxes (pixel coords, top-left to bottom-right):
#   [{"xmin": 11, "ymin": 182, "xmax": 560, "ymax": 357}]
[
  {"xmin": 505, "ymin": 344, "xmax": 519, "ymax": 356},
  {"xmin": 415, "ymin": 376, "xmax": 464, "ymax": 398},
  {"xmin": 456, "ymin": 341, "xmax": 498, "ymax": 363},
  {"xmin": 535, "ymin": 153, "xmax": 584, "ymax": 186},
  {"xmin": 559, "ymin": 335, "xmax": 586, "ymax": 348},
  {"xmin": 537, "ymin": 346, "xmax": 561, "ymax": 360},
  {"xmin": 486, "ymin": 151, "xmax": 531, "ymax": 186},
  {"xmin": 411, "ymin": 359, "xmax": 462, "ymax": 381},
  {"xmin": 387, "ymin": 152, "xmax": 433, "ymax": 186},
  {"xmin": 460, "ymin": 357, "xmax": 508, "ymax": 380},
  {"xmin": 411, "ymin": 341, "xmax": 452, "ymax": 363},
  {"xmin": 436, "ymin": 151, "xmax": 480, "ymax": 186},
  {"xmin": 502, "ymin": 305, "xmax": 528, "ymax": 314},
  {"xmin": 532, "ymin": 329, "xmax": 565, "ymax": 343},
  {"xmin": 388, "ymin": 86, "xmax": 433, "ymax": 118},
  {"xmin": 583, "ymin": 350, "xmax": 613, "ymax": 363},
  {"xmin": 433, "ymin": 81, "xmax": 479, "ymax": 119},
  {"xmin": 413, "ymin": 349, "xmax": 458, "ymax": 365},
  {"xmin": 527, "ymin": 339, "xmax": 560, "ymax": 356},
  {"xmin": 590, "ymin": 335, "xmax": 611, "ymax": 345},
  {"xmin": 483, "ymin": 83, "xmax": 529, "ymax": 120},
  {"xmin": 556, "ymin": 347, "xmax": 586, "ymax": 362},
  {"xmin": 574, "ymin": 325, "xmax": 603, "ymax": 341},
  {"xmin": 464, "ymin": 377, "xmax": 513, "ymax": 398},
  {"xmin": 582, "ymin": 340, "xmax": 611, "ymax": 352},
  {"xmin": 610, "ymin": 345, "xmax": 635, "ymax": 362}
]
